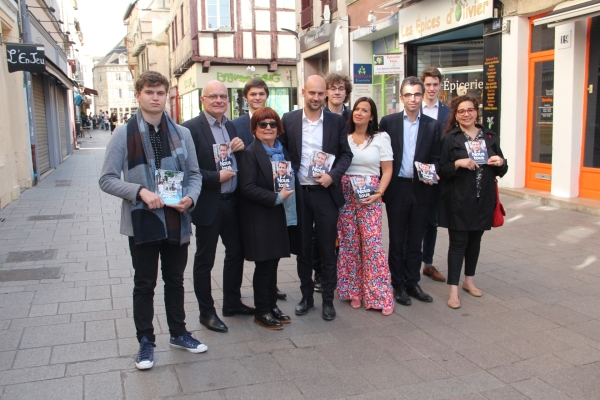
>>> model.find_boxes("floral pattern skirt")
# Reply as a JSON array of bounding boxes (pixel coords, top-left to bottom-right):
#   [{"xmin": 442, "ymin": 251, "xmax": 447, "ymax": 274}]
[{"xmin": 337, "ymin": 175, "xmax": 394, "ymax": 310}]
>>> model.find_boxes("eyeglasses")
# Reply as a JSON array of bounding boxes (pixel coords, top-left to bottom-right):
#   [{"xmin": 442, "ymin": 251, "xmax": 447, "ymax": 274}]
[
  {"xmin": 402, "ymin": 92, "xmax": 423, "ymax": 99},
  {"xmin": 257, "ymin": 121, "xmax": 277, "ymax": 129},
  {"xmin": 457, "ymin": 108, "xmax": 477, "ymax": 116},
  {"xmin": 328, "ymin": 86, "xmax": 346, "ymax": 92},
  {"xmin": 204, "ymin": 94, "xmax": 228, "ymax": 101}
]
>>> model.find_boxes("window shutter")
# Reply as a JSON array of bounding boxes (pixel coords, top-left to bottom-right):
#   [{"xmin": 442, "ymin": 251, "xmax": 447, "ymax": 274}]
[{"xmin": 301, "ymin": 0, "xmax": 313, "ymax": 29}]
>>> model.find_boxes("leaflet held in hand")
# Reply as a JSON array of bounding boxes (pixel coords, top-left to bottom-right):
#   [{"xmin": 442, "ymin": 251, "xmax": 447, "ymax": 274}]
[
  {"xmin": 415, "ymin": 162, "xmax": 438, "ymax": 184},
  {"xmin": 350, "ymin": 175, "xmax": 376, "ymax": 203},
  {"xmin": 272, "ymin": 161, "xmax": 294, "ymax": 192},
  {"xmin": 213, "ymin": 143, "xmax": 235, "ymax": 171},
  {"xmin": 466, "ymin": 139, "xmax": 489, "ymax": 164},
  {"xmin": 308, "ymin": 150, "xmax": 335, "ymax": 183},
  {"xmin": 155, "ymin": 169, "xmax": 184, "ymax": 204}
]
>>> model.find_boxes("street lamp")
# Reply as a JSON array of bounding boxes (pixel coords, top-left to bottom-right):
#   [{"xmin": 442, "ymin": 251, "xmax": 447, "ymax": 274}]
[{"xmin": 246, "ymin": 66, "xmax": 255, "ymax": 72}]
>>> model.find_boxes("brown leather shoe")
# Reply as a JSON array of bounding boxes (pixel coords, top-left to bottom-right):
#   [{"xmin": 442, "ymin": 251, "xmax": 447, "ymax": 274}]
[{"xmin": 423, "ymin": 266, "xmax": 446, "ymax": 282}]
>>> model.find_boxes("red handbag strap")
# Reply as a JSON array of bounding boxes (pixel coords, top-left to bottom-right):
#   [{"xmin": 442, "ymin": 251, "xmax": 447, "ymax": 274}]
[{"xmin": 495, "ymin": 179, "xmax": 500, "ymax": 203}]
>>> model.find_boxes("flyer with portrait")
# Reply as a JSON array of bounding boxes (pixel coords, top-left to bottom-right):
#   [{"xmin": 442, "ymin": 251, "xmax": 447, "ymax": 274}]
[
  {"xmin": 272, "ymin": 161, "xmax": 294, "ymax": 192},
  {"xmin": 155, "ymin": 169, "xmax": 184, "ymax": 204},
  {"xmin": 415, "ymin": 162, "xmax": 438, "ymax": 184},
  {"xmin": 350, "ymin": 175, "xmax": 376, "ymax": 203},
  {"xmin": 308, "ymin": 150, "xmax": 335, "ymax": 182},
  {"xmin": 213, "ymin": 143, "xmax": 234, "ymax": 171},
  {"xmin": 466, "ymin": 140, "xmax": 489, "ymax": 164}
]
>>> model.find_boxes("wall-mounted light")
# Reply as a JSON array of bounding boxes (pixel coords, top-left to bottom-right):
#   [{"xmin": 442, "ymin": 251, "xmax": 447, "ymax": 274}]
[
  {"xmin": 367, "ymin": 10, "xmax": 394, "ymax": 23},
  {"xmin": 39, "ymin": 19, "xmax": 63, "ymax": 24},
  {"xmin": 281, "ymin": 28, "xmax": 299, "ymax": 39},
  {"xmin": 246, "ymin": 66, "xmax": 255, "ymax": 72}
]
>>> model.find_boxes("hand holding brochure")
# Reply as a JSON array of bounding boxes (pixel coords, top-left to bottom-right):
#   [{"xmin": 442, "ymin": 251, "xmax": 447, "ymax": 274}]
[
  {"xmin": 213, "ymin": 143, "xmax": 235, "ymax": 171},
  {"xmin": 155, "ymin": 169, "xmax": 184, "ymax": 204},
  {"xmin": 414, "ymin": 162, "xmax": 438, "ymax": 184},
  {"xmin": 308, "ymin": 150, "xmax": 335, "ymax": 183},
  {"xmin": 272, "ymin": 161, "xmax": 294, "ymax": 192},
  {"xmin": 350, "ymin": 175, "xmax": 376, "ymax": 203},
  {"xmin": 466, "ymin": 139, "xmax": 489, "ymax": 164}
]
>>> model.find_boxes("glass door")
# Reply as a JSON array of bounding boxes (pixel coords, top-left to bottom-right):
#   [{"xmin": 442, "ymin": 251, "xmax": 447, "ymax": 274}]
[
  {"xmin": 580, "ymin": 16, "xmax": 600, "ymax": 199},
  {"xmin": 526, "ymin": 56, "xmax": 554, "ymax": 190}
]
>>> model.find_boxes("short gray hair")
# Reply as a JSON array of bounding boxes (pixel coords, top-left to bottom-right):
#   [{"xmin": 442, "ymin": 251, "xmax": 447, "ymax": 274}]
[{"xmin": 400, "ymin": 76, "xmax": 424, "ymax": 95}]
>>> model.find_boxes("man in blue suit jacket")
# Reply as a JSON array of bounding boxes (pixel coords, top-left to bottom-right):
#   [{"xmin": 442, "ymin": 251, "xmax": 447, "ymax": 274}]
[
  {"xmin": 231, "ymin": 78, "xmax": 269, "ymax": 147},
  {"xmin": 419, "ymin": 67, "xmax": 450, "ymax": 283}
]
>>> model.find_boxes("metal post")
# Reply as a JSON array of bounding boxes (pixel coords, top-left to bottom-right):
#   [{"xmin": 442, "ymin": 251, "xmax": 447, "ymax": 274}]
[{"xmin": 19, "ymin": 0, "xmax": 39, "ymax": 185}]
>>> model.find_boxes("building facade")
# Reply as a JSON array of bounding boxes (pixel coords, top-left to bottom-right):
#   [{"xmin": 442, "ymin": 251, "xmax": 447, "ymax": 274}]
[
  {"xmin": 93, "ymin": 39, "xmax": 138, "ymax": 122},
  {"xmin": 168, "ymin": 0, "xmax": 298, "ymax": 122},
  {"xmin": 123, "ymin": 0, "xmax": 171, "ymax": 82}
]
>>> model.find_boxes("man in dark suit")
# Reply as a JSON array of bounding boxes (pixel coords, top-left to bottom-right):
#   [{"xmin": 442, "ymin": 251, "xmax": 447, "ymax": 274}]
[
  {"xmin": 280, "ymin": 75, "xmax": 352, "ymax": 321},
  {"xmin": 380, "ymin": 76, "xmax": 441, "ymax": 307},
  {"xmin": 231, "ymin": 78, "xmax": 288, "ymax": 300},
  {"xmin": 182, "ymin": 80, "xmax": 255, "ymax": 334},
  {"xmin": 419, "ymin": 67, "xmax": 450, "ymax": 283},
  {"xmin": 230, "ymin": 78, "xmax": 269, "ymax": 147}
]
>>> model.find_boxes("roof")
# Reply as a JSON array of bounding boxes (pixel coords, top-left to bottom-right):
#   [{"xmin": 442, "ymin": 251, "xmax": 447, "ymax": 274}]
[
  {"xmin": 123, "ymin": 0, "xmax": 138, "ymax": 21},
  {"xmin": 94, "ymin": 38, "xmax": 128, "ymax": 67}
]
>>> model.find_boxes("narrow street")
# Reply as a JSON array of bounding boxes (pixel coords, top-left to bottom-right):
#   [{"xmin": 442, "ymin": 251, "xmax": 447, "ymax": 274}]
[{"xmin": 1, "ymin": 128, "xmax": 600, "ymax": 399}]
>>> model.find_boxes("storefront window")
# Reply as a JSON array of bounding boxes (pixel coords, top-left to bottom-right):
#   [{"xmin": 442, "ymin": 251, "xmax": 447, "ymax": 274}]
[
  {"xmin": 416, "ymin": 41, "xmax": 484, "ymax": 106},
  {"xmin": 531, "ymin": 23, "xmax": 555, "ymax": 53},
  {"xmin": 179, "ymin": 90, "xmax": 200, "ymax": 123},
  {"xmin": 372, "ymin": 34, "xmax": 401, "ymax": 117},
  {"xmin": 530, "ymin": 60, "xmax": 554, "ymax": 164},
  {"xmin": 584, "ymin": 17, "xmax": 600, "ymax": 168}
]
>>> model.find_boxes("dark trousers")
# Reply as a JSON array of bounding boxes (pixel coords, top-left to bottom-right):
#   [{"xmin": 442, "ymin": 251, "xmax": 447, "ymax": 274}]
[
  {"xmin": 253, "ymin": 258, "xmax": 279, "ymax": 315},
  {"xmin": 128, "ymin": 237, "xmax": 188, "ymax": 343},
  {"xmin": 193, "ymin": 196, "xmax": 244, "ymax": 316},
  {"xmin": 422, "ymin": 183, "xmax": 442, "ymax": 265},
  {"xmin": 297, "ymin": 187, "xmax": 339, "ymax": 302},
  {"xmin": 386, "ymin": 180, "xmax": 429, "ymax": 288},
  {"xmin": 311, "ymin": 226, "xmax": 322, "ymax": 277},
  {"xmin": 447, "ymin": 230, "xmax": 484, "ymax": 286}
]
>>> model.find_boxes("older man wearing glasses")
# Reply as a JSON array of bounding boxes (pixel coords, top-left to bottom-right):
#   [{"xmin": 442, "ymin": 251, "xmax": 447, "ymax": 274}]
[
  {"xmin": 379, "ymin": 76, "xmax": 441, "ymax": 307},
  {"xmin": 182, "ymin": 80, "xmax": 255, "ymax": 334}
]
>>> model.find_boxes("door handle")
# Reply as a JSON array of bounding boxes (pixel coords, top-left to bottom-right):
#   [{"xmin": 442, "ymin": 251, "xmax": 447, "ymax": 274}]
[{"xmin": 589, "ymin": 84, "xmax": 594, "ymax": 94}]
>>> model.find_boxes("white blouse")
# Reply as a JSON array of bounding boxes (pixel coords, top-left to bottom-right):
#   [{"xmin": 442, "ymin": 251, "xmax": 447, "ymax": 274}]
[{"xmin": 345, "ymin": 132, "xmax": 394, "ymax": 177}]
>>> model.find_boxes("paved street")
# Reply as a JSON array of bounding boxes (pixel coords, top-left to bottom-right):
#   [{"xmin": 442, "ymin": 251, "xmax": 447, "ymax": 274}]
[{"xmin": 1, "ymin": 128, "xmax": 600, "ymax": 399}]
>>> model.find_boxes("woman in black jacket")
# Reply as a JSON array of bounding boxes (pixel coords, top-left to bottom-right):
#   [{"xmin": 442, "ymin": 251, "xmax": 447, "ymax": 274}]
[
  {"xmin": 439, "ymin": 95, "xmax": 508, "ymax": 309},
  {"xmin": 238, "ymin": 107, "xmax": 302, "ymax": 330}
]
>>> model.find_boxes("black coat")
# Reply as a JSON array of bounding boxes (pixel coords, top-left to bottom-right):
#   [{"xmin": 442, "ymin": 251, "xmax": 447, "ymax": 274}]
[
  {"xmin": 379, "ymin": 111, "xmax": 441, "ymax": 205},
  {"xmin": 182, "ymin": 112, "xmax": 241, "ymax": 227},
  {"xmin": 279, "ymin": 109, "xmax": 353, "ymax": 208},
  {"xmin": 438, "ymin": 126, "xmax": 509, "ymax": 231},
  {"xmin": 237, "ymin": 139, "xmax": 304, "ymax": 262}
]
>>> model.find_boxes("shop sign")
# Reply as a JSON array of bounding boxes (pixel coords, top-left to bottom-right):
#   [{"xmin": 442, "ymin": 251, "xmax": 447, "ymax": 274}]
[
  {"xmin": 354, "ymin": 13, "xmax": 399, "ymax": 40},
  {"xmin": 330, "ymin": 20, "xmax": 350, "ymax": 76},
  {"xmin": 536, "ymin": 96, "xmax": 553, "ymax": 126},
  {"xmin": 6, "ymin": 44, "xmax": 45, "ymax": 74},
  {"xmin": 353, "ymin": 64, "xmax": 373, "ymax": 84},
  {"xmin": 300, "ymin": 23, "xmax": 333, "ymax": 52},
  {"xmin": 216, "ymin": 72, "xmax": 281, "ymax": 83},
  {"xmin": 482, "ymin": 20, "xmax": 502, "ymax": 134},
  {"xmin": 373, "ymin": 54, "xmax": 403, "ymax": 75},
  {"xmin": 398, "ymin": 0, "xmax": 493, "ymax": 43},
  {"xmin": 353, "ymin": 84, "xmax": 372, "ymax": 101}
]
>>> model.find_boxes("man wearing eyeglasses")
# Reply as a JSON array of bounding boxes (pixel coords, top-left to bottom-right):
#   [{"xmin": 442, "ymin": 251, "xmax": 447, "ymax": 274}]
[
  {"xmin": 182, "ymin": 80, "xmax": 255, "ymax": 334},
  {"xmin": 324, "ymin": 73, "xmax": 353, "ymax": 121},
  {"xmin": 379, "ymin": 76, "xmax": 441, "ymax": 307}
]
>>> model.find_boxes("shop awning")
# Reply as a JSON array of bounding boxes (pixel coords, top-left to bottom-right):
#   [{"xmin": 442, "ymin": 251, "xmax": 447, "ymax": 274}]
[
  {"xmin": 83, "ymin": 87, "xmax": 98, "ymax": 96},
  {"xmin": 44, "ymin": 58, "xmax": 76, "ymax": 88},
  {"xmin": 534, "ymin": 0, "xmax": 600, "ymax": 27}
]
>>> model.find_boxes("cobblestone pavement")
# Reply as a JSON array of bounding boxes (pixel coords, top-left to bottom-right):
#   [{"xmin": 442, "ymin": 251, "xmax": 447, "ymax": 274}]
[{"xmin": 1, "ymin": 129, "xmax": 600, "ymax": 399}]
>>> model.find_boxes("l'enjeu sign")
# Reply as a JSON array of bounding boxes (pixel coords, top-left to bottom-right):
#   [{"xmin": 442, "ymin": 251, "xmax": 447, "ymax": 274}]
[{"xmin": 6, "ymin": 44, "xmax": 46, "ymax": 74}]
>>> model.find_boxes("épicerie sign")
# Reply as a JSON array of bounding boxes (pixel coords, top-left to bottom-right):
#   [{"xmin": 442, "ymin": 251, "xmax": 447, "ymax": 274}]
[{"xmin": 6, "ymin": 44, "xmax": 46, "ymax": 74}]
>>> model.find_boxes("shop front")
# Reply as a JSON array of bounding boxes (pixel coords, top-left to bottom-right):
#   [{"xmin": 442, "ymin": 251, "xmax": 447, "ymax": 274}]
[
  {"xmin": 177, "ymin": 64, "xmax": 297, "ymax": 122},
  {"xmin": 351, "ymin": 12, "xmax": 401, "ymax": 117},
  {"xmin": 399, "ymin": 0, "xmax": 497, "ymax": 131}
]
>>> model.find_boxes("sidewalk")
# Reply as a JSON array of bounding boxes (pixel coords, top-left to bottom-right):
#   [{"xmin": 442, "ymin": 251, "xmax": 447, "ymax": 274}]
[{"xmin": 1, "ymin": 128, "xmax": 600, "ymax": 399}]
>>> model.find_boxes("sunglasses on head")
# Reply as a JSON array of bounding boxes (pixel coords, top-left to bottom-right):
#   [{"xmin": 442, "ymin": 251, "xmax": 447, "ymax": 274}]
[{"xmin": 257, "ymin": 121, "xmax": 277, "ymax": 129}]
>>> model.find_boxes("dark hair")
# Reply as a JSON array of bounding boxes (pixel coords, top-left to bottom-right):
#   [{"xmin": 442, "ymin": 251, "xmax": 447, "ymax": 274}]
[
  {"xmin": 324, "ymin": 73, "xmax": 353, "ymax": 103},
  {"xmin": 444, "ymin": 95, "xmax": 479, "ymax": 134},
  {"xmin": 347, "ymin": 97, "xmax": 379, "ymax": 146},
  {"xmin": 400, "ymin": 76, "xmax": 425, "ymax": 95},
  {"xmin": 250, "ymin": 107, "xmax": 283, "ymax": 136},
  {"xmin": 420, "ymin": 67, "xmax": 442, "ymax": 83},
  {"xmin": 135, "ymin": 71, "xmax": 170, "ymax": 93},
  {"xmin": 242, "ymin": 78, "xmax": 269, "ymax": 98}
]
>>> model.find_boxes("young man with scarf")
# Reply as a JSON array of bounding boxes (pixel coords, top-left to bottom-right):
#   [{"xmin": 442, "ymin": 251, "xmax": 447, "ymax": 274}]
[{"xmin": 99, "ymin": 71, "xmax": 204, "ymax": 370}]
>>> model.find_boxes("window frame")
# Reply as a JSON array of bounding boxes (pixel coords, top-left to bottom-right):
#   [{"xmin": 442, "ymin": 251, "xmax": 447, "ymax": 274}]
[{"xmin": 205, "ymin": 0, "xmax": 232, "ymax": 30}]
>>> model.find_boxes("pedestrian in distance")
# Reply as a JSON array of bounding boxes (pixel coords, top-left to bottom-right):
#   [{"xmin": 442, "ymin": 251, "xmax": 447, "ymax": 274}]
[
  {"xmin": 337, "ymin": 97, "xmax": 394, "ymax": 316},
  {"xmin": 99, "ymin": 71, "xmax": 205, "ymax": 371},
  {"xmin": 439, "ymin": 95, "xmax": 508, "ymax": 309}
]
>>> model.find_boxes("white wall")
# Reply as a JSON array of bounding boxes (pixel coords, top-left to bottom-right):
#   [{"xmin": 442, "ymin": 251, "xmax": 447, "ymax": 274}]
[
  {"xmin": 551, "ymin": 19, "xmax": 588, "ymax": 198},
  {"xmin": 499, "ymin": 16, "xmax": 529, "ymax": 189}
]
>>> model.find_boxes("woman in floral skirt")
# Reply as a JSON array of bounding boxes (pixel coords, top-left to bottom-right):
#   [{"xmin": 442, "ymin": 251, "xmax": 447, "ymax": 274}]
[{"xmin": 337, "ymin": 97, "xmax": 394, "ymax": 316}]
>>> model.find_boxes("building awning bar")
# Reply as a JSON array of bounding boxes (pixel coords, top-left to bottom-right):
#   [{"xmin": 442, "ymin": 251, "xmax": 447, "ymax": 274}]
[{"xmin": 534, "ymin": 0, "xmax": 600, "ymax": 27}]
